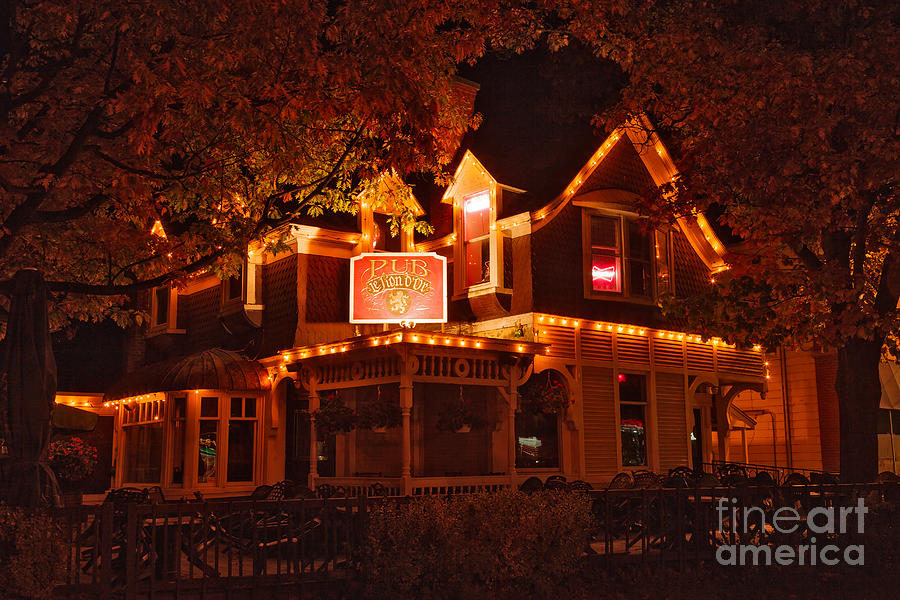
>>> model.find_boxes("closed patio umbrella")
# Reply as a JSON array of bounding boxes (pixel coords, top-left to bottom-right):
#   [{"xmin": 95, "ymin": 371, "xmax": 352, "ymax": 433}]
[{"xmin": 0, "ymin": 269, "xmax": 60, "ymax": 506}]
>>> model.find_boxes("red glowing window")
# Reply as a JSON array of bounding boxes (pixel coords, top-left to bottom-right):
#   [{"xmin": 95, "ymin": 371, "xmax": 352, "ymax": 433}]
[
  {"xmin": 591, "ymin": 253, "xmax": 620, "ymax": 292},
  {"xmin": 589, "ymin": 216, "xmax": 621, "ymax": 293}
]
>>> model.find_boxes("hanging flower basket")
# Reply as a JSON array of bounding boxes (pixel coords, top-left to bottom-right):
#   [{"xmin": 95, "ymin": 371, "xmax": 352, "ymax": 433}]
[
  {"xmin": 311, "ymin": 393, "xmax": 356, "ymax": 437},
  {"xmin": 436, "ymin": 387, "xmax": 487, "ymax": 432},
  {"xmin": 48, "ymin": 437, "xmax": 98, "ymax": 483},
  {"xmin": 519, "ymin": 370, "xmax": 572, "ymax": 414},
  {"xmin": 356, "ymin": 386, "xmax": 402, "ymax": 431}
]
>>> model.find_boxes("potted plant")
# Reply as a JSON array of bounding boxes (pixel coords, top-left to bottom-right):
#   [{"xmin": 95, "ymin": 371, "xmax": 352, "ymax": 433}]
[
  {"xmin": 519, "ymin": 370, "xmax": 571, "ymax": 414},
  {"xmin": 311, "ymin": 393, "xmax": 356, "ymax": 437},
  {"xmin": 436, "ymin": 387, "xmax": 487, "ymax": 433},
  {"xmin": 356, "ymin": 386, "xmax": 402, "ymax": 432},
  {"xmin": 48, "ymin": 436, "xmax": 98, "ymax": 502}
]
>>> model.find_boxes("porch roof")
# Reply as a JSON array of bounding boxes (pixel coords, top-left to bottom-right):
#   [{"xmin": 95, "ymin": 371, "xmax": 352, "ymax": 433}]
[
  {"xmin": 265, "ymin": 329, "xmax": 547, "ymax": 366},
  {"xmin": 105, "ymin": 348, "xmax": 270, "ymax": 400}
]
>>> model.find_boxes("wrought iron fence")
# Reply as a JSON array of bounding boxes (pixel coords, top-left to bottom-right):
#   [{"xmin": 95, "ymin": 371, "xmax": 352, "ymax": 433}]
[{"xmin": 49, "ymin": 481, "xmax": 899, "ymax": 599}]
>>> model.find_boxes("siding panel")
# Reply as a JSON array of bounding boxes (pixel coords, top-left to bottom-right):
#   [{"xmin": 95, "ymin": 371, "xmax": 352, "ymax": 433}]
[
  {"xmin": 583, "ymin": 366, "xmax": 617, "ymax": 478},
  {"xmin": 656, "ymin": 372, "xmax": 688, "ymax": 471}
]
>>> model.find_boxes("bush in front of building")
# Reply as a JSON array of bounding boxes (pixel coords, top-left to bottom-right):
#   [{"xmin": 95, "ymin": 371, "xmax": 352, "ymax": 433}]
[
  {"xmin": 0, "ymin": 506, "xmax": 64, "ymax": 599},
  {"xmin": 362, "ymin": 489, "xmax": 592, "ymax": 599}
]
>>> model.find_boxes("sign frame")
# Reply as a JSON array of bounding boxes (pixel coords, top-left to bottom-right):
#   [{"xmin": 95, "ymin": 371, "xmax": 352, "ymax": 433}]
[{"xmin": 349, "ymin": 252, "xmax": 448, "ymax": 324}]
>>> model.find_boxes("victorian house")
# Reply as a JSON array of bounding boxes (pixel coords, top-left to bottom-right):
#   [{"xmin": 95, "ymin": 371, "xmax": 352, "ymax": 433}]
[{"xmin": 57, "ymin": 79, "xmax": 860, "ymax": 500}]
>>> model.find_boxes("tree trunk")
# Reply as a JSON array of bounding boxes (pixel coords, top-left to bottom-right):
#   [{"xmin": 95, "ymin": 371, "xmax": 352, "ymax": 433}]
[{"xmin": 835, "ymin": 337, "xmax": 883, "ymax": 482}]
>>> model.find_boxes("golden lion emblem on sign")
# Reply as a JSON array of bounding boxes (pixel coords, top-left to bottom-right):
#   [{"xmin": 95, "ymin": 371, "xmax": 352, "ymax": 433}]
[{"xmin": 385, "ymin": 289, "xmax": 411, "ymax": 315}]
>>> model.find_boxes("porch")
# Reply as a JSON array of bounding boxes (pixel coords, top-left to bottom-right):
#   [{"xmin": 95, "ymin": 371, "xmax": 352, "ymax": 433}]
[{"xmin": 266, "ymin": 329, "xmax": 547, "ymax": 493}]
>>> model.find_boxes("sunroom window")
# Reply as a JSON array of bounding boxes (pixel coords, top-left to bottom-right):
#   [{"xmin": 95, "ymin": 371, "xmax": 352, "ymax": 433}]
[{"xmin": 122, "ymin": 399, "xmax": 164, "ymax": 484}]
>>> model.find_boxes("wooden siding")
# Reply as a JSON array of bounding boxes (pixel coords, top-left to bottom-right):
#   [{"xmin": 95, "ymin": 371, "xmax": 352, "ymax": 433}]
[
  {"xmin": 726, "ymin": 350, "xmax": 825, "ymax": 472},
  {"xmin": 534, "ymin": 321, "xmax": 765, "ymax": 380},
  {"xmin": 656, "ymin": 372, "xmax": 688, "ymax": 471},
  {"xmin": 582, "ymin": 366, "xmax": 617, "ymax": 478}
]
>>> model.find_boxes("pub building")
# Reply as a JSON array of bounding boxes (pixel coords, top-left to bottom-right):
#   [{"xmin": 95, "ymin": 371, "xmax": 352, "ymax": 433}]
[{"xmin": 70, "ymin": 85, "xmax": 859, "ymax": 500}]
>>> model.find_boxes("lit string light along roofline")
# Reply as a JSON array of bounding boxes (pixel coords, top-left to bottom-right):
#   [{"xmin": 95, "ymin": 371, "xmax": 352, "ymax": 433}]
[
  {"xmin": 534, "ymin": 313, "xmax": 763, "ymax": 352},
  {"xmin": 272, "ymin": 330, "xmax": 545, "ymax": 364}
]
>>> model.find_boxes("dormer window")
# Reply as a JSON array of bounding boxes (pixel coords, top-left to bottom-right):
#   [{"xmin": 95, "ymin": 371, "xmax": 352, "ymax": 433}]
[{"xmin": 464, "ymin": 191, "xmax": 491, "ymax": 286}]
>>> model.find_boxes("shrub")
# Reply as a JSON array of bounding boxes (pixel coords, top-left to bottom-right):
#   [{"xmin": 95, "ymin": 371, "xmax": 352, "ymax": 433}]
[
  {"xmin": 363, "ymin": 490, "xmax": 592, "ymax": 599},
  {"xmin": 0, "ymin": 506, "xmax": 64, "ymax": 600}
]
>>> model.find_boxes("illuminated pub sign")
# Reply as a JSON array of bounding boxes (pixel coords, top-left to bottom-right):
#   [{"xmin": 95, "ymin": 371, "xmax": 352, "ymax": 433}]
[{"xmin": 350, "ymin": 252, "xmax": 447, "ymax": 324}]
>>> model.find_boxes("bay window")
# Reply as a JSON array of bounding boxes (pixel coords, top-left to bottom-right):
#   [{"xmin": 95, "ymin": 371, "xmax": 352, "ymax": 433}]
[
  {"xmin": 198, "ymin": 396, "xmax": 219, "ymax": 485},
  {"xmin": 227, "ymin": 397, "xmax": 257, "ymax": 482},
  {"xmin": 122, "ymin": 399, "xmax": 164, "ymax": 484}
]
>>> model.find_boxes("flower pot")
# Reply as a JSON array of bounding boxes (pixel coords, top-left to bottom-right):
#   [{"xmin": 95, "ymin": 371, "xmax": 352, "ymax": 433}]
[{"xmin": 454, "ymin": 424, "xmax": 471, "ymax": 434}]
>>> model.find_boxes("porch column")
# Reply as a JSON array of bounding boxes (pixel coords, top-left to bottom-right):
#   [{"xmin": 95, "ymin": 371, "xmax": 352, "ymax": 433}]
[
  {"xmin": 714, "ymin": 390, "xmax": 730, "ymax": 462},
  {"xmin": 308, "ymin": 389, "xmax": 319, "ymax": 489},
  {"xmin": 507, "ymin": 393, "xmax": 518, "ymax": 482},
  {"xmin": 400, "ymin": 382, "xmax": 413, "ymax": 490}
]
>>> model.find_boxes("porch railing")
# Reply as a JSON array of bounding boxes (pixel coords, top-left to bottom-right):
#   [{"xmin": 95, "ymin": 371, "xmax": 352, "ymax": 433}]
[{"xmin": 313, "ymin": 474, "xmax": 513, "ymax": 497}]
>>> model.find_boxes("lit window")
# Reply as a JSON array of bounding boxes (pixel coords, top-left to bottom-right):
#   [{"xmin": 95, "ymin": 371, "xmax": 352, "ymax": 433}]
[
  {"xmin": 171, "ymin": 396, "xmax": 186, "ymax": 486},
  {"xmin": 464, "ymin": 191, "xmax": 491, "ymax": 286},
  {"xmin": 122, "ymin": 400, "xmax": 164, "ymax": 484},
  {"xmin": 585, "ymin": 213, "xmax": 657, "ymax": 299},
  {"xmin": 618, "ymin": 373, "xmax": 648, "ymax": 467},
  {"xmin": 227, "ymin": 397, "xmax": 257, "ymax": 482},
  {"xmin": 590, "ymin": 216, "xmax": 621, "ymax": 292},
  {"xmin": 198, "ymin": 397, "xmax": 218, "ymax": 485},
  {"xmin": 515, "ymin": 408, "xmax": 559, "ymax": 469}
]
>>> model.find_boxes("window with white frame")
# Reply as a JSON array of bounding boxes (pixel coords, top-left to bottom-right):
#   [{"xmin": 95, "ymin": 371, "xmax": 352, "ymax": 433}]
[
  {"xmin": 171, "ymin": 396, "xmax": 186, "ymax": 486},
  {"xmin": 584, "ymin": 212, "xmax": 666, "ymax": 301},
  {"xmin": 618, "ymin": 372, "xmax": 648, "ymax": 467},
  {"xmin": 227, "ymin": 397, "xmax": 257, "ymax": 482},
  {"xmin": 122, "ymin": 399, "xmax": 164, "ymax": 484},
  {"xmin": 463, "ymin": 190, "xmax": 491, "ymax": 286},
  {"xmin": 198, "ymin": 396, "xmax": 219, "ymax": 485}
]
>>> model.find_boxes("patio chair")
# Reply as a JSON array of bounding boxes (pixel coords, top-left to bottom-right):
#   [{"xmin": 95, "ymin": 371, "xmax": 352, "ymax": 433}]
[
  {"xmin": 544, "ymin": 475, "xmax": 568, "ymax": 490},
  {"xmin": 632, "ymin": 470, "xmax": 661, "ymax": 489},
  {"xmin": 606, "ymin": 472, "xmax": 634, "ymax": 490},
  {"xmin": 716, "ymin": 463, "xmax": 749, "ymax": 486},
  {"xmin": 315, "ymin": 483, "xmax": 346, "ymax": 499},
  {"xmin": 518, "ymin": 476, "xmax": 544, "ymax": 494},
  {"xmin": 663, "ymin": 467, "xmax": 694, "ymax": 488},
  {"xmin": 567, "ymin": 480, "xmax": 593, "ymax": 492}
]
